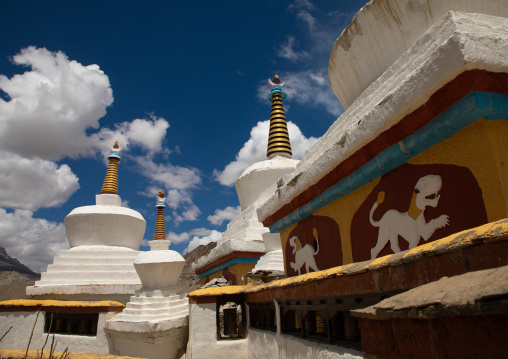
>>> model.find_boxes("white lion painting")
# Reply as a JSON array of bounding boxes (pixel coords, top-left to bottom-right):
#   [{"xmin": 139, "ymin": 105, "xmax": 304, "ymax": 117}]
[
  {"xmin": 369, "ymin": 174, "xmax": 450, "ymax": 259},
  {"xmin": 289, "ymin": 228, "xmax": 320, "ymax": 275}
]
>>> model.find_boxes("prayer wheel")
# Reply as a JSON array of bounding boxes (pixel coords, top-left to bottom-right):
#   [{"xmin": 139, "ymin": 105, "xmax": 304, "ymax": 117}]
[
  {"xmin": 316, "ymin": 313, "xmax": 326, "ymax": 334},
  {"xmin": 295, "ymin": 312, "xmax": 301, "ymax": 329}
]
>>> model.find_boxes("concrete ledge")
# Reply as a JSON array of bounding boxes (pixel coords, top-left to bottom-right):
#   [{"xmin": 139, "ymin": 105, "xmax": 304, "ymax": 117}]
[{"xmin": 353, "ymin": 265, "xmax": 508, "ymax": 320}]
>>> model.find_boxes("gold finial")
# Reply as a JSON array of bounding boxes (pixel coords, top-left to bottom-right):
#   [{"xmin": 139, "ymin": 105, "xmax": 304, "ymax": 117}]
[
  {"xmin": 154, "ymin": 190, "xmax": 166, "ymax": 240},
  {"xmin": 267, "ymin": 75, "xmax": 292, "ymax": 159},
  {"xmin": 101, "ymin": 142, "xmax": 121, "ymax": 194}
]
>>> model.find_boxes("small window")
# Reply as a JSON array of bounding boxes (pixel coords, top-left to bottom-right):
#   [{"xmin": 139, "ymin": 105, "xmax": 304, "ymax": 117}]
[
  {"xmin": 44, "ymin": 312, "xmax": 99, "ymax": 336},
  {"xmin": 218, "ymin": 301, "xmax": 243, "ymax": 339}
]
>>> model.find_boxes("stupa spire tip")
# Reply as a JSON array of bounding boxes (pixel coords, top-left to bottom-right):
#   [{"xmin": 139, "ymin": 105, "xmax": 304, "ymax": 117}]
[
  {"xmin": 101, "ymin": 141, "xmax": 121, "ymax": 195},
  {"xmin": 154, "ymin": 190, "xmax": 167, "ymax": 240}
]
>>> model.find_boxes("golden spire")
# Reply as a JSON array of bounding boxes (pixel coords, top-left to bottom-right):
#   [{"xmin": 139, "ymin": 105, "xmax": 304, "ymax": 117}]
[
  {"xmin": 267, "ymin": 74, "xmax": 292, "ymax": 159},
  {"xmin": 154, "ymin": 190, "xmax": 166, "ymax": 240},
  {"xmin": 101, "ymin": 141, "xmax": 121, "ymax": 195}
]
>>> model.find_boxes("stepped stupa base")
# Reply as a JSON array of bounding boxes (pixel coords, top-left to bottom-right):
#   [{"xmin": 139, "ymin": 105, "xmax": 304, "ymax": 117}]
[
  {"xmin": 106, "ymin": 288, "xmax": 189, "ymax": 359},
  {"xmin": 26, "ymin": 245, "xmax": 142, "ymax": 304}
]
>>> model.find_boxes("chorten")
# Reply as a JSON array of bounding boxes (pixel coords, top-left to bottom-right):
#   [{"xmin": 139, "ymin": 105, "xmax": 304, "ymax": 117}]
[
  {"xmin": 106, "ymin": 191, "xmax": 189, "ymax": 359},
  {"xmin": 26, "ymin": 142, "xmax": 146, "ymax": 303},
  {"xmin": 194, "ymin": 75, "xmax": 298, "ymax": 285}
]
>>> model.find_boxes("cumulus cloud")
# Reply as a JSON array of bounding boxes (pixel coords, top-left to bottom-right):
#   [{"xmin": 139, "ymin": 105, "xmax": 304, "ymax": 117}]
[
  {"xmin": 0, "ymin": 151, "xmax": 79, "ymax": 211},
  {"xmin": 207, "ymin": 205, "xmax": 241, "ymax": 226},
  {"xmin": 90, "ymin": 116, "xmax": 170, "ymax": 157},
  {"xmin": 276, "ymin": 36, "xmax": 309, "ymax": 62},
  {"xmin": 0, "ymin": 209, "xmax": 69, "ymax": 272},
  {"xmin": 183, "ymin": 229, "xmax": 222, "ymax": 255},
  {"xmin": 0, "ymin": 47, "xmax": 113, "ymax": 161},
  {"xmin": 213, "ymin": 120, "xmax": 317, "ymax": 186}
]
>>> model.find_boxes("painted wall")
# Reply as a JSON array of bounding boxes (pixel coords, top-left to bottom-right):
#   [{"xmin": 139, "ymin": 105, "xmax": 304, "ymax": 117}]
[
  {"xmin": 201, "ymin": 263, "xmax": 256, "ymax": 286},
  {"xmin": 248, "ymin": 328, "xmax": 362, "ymax": 359},
  {"xmin": 187, "ymin": 302, "xmax": 248, "ymax": 359},
  {"xmin": 0, "ymin": 311, "xmax": 112, "ymax": 353},
  {"xmin": 281, "ymin": 119, "xmax": 507, "ymax": 275}
]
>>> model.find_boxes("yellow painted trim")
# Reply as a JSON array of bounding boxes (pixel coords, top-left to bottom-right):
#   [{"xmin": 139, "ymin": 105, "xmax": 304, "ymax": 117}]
[
  {"xmin": 1, "ymin": 350, "xmax": 143, "ymax": 359},
  {"xmin": 0, "ymin": 299, "xmax": 125, "ymax": 308}
]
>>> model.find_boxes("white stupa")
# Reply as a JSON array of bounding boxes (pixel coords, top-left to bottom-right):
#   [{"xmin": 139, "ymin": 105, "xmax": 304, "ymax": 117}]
[
  {"xmin": 194, "ymin": 75, "xmax": 297, "ymax": 283},
  {"xmin": 27, "ymin": 142, "xmax": 146, "ymax": 303},
  {"xmin": 106, "ymin": 191, "xmax": 189, "ymax": 359}
]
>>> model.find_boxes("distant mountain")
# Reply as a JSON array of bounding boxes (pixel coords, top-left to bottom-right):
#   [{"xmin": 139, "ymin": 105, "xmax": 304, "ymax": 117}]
[
  {"xmin": 0, "ymin": 247, "xmax": 40, "ymax": 285},
  {"xmin": 177, "ymin": 241, "xmax": 217, "ymax": 293}
]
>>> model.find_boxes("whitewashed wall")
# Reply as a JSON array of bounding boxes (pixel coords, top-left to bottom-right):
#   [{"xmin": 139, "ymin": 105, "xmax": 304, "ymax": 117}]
[
  {"xmin": 186, "ymin": 302, "xmax": 247, "ymax": 359},
  {"xmin": 0, "ymin": 311, "xmax": 112, "ymax": 353},
  {"xmin": 247, "ymin": 328, "xmax": 363, "ymax": 359}
]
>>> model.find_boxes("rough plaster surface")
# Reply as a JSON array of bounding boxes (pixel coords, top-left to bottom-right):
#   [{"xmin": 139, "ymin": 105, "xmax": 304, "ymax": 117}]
[
  {"xmin": 194, "ymin": 205, "xmax": 266, "ymax": 271},
  {"xmin": 187, "ymin": 302, "xmax": 247, "ymax": 359},
  {"xmin": 354, "ymin": 264, "xmax": 508, "ymax": 320},
  {"xmin": 258, "ymin": 12, "xmax": 508, "ymax": 225},
  {"xmin": 106, "ymin": 324, "xmax": 188, "ymax": 359},
  {"xmin": 236, "ymin": 157, "xmax": 299, "ymax": 211},
  {"xmin": 0, "ymin": 311, "xmax": 112, "ymax": 353},
  {"xmin": 329, "ymin": 0, "xmax": 508, "ymax": 109},
  {"xmin": 247, "ymin": 328, "xmax": 362, "ymax": 359}
]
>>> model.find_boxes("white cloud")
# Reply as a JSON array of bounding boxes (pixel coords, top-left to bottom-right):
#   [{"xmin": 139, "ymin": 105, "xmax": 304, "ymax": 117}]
[
  {"xmin": 183, "ymin": 229, "xmax": 222, "ymax": 255},
  {"xmin": 0, "ymin": 47, "xmax": 170, "ymax": 162},
  {"xmin": 258, "ymin": 70, "xmax": 343, "ymax": 117},
  {"xmin": 90, "ymin": 116, "xmax": 170, "ymax": 157},
  {"xmin": 276, "ymin": 36, "xmax": 310, "ymax": 62},
  {"xmin": 167, "ymin": 227, "xmax": 216, "ymax": 246},
  {"xmin": 135, "ymin": 156, "xmax": 201, "ymax": 192},
  {"xmin": 214, "ymin": 120, "xmax": 317, "ymax": 186},
  {"xmin": 136, "ymin": 157, "xmax": 202, "ymax": 225},
  {"xmin": 0, "ymin": 151, "xmax": 79, "ymax": 211},
  {"xmin": 0, "ymin": 208, "xmax": 69, "ymax": 272},
  {"xmin": 0, "ymin": 47, "xmax": 113, "ymax": 161},
  {"xmin": 289, "ymin": 0, "xmax": 317, "ymax": 33},
  {"xmin": 172, "ymin": 204, "xmax": 201, "ymax": 226},
  {"xmin": 207, "ymin": 205, "xmax": 241, "ymax": 226},
  {"xmin": 167, "ymin": 231, "xmax": 190, "ymax": 245}
]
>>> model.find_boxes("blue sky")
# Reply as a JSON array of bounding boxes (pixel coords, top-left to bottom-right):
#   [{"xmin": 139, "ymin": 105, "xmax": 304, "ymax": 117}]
[{"xmin": 0, "ymin": 0, "xmax": 369, "ymax": 271}]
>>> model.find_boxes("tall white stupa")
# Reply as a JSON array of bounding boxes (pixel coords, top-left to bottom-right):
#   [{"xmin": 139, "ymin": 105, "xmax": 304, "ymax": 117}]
[
  {"xmin": 26, "ymin": 142, "xmax": 146, "ymax": 303},
  {"xmin": 194, "ymin": 75, "xmax": 298, "ymax": 284},
  {"xmin": 106, "ymin": 190, "xmax": 189, "ymax": 359}
]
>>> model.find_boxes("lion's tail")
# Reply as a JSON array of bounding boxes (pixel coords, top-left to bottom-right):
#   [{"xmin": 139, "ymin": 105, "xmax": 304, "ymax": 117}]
[
  {"xmin": 369, "ymin": 191, "xmax": 385, "ymax": 227},
  {"xmin": 312, "ymin": 228, "xmax": 320, "ymax": 256}
]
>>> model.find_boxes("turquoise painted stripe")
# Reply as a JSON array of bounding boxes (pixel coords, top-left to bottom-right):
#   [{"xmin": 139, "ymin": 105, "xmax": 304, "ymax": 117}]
[
  {"xmin": 197, "ymin": 257, "xmax": 260, "ymax": 279},
  {"xmin": 269, "ymin": 91, "xmax": 508, "ymax": 233}
]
